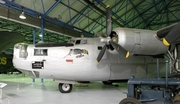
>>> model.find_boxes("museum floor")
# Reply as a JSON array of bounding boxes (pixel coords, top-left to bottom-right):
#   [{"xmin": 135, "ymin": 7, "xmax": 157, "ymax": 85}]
[{"xmin": 0, "ymin": 74, "xmax": 127, "ymax": 104}]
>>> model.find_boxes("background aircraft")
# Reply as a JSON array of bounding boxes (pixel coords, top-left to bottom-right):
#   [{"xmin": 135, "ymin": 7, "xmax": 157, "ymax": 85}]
[
  {"xmin": 0, "ymin": 49, "xmax": 14, "ymax": 74},
  {"xmin": 0, "ymin": 31, "xmax": 24, "ymax": 51},
  {"xmin": 0, "ymin": 31, "xmax": 24, "ymax": 73},
  {"xmin": 12, "ymin": 6, "xmax": 180, "ymax": 93}
]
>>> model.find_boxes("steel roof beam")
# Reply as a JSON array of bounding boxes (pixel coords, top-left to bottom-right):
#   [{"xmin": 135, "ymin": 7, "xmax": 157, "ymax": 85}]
[
  {"xmin": 68, "ymin": 0, "xmax": 72, "ymax": 24},
  {"xmin": 148, "ymin": 20, "xmax": 179, "ymax": 26},
  {"xmin": 41, "ymin": 0, "xmax": 45, "ymax": 13},
  {"xmin": 59, "ymin": 0, "xmax": 76, "ymax": 18},
  {"xmin": 115, "ymin": 0, "xmax": 144, "ymax": 26},
  {"xmin": 123, "ymin": 0, "xmax": 163, "ymax": 27},
  {"xmin": 0, "ymin": 1, "xmax": 94, "ymax": 37},
  {"xmin": 76, "ymin": 0, "xmax": 106, "ymax": 31},
  {"xmin": 83, "ymin": 0, "xmax": 133, "ymax": 33},
  {"xmin": 83, "ymin": 0, "xmax": 123, "ymax": 27},
  {"xmin": 67, "ymin": 6, "xmax": 87, "ymax": 24},
  {"xmin": 0, "ymin": 5, "xmax": 80, "ymax": 37},
  {"xmin": 60, "ymin": 1, "xmax": 103, "ymax": 28},
  {"xmin": 142, "ymin": 0, "xmax": 177, "ymax": 29},
  {"xmin": 98, "ymin": 0, "xmax": 127, "ymax": 25},
  {"xmin": 83, "ymin": 0, "xmax": 128, "ymax": 32},
  {"xmin": 89, "ymin": 16, "xmax": 102, "ymax": 32},
  {"xmin": 60, "ymin": 2, "xmax": 94, "ymax": 23},
  {"xmin": 82, "ymin": 15, "xmax": 105, "ymax": 30},
  {"xmin": 68, "ymin": 6, "xmax": 89, "ymax": 25},
  {"xmin": 129, "ymin": 0, "xmax": 151, "ymax": 29},
  {"xmin": 43, "ymin": 0, "xmax": 61, "ymax": 17}
]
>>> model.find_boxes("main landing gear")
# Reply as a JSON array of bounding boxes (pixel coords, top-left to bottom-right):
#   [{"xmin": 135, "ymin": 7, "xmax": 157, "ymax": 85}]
[{"xmin": 58, "ymin": 83, "xmax": 72, "ymax": 93}]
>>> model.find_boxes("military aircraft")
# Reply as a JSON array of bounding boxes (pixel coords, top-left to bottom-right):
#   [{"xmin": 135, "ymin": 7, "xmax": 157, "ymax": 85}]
[
  {"xmin": 12, "ymin": 6, "xmax": 180, "ymax": 93},
  {"xmin": 0, "ymin": 31, "xmax": 24, "ymax": 74},
  {"xmin": 0, "ymin": 48, "xmax": 13, "ymax": 73},
  {"xmin": 0, "ymin": 31, "xmax": 24, "ymax": 51}
]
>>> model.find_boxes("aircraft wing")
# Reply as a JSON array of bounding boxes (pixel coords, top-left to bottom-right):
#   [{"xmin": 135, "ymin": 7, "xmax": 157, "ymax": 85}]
[{"xmin": 0, "ymin": 31, "xmax": 24, "ymax": 53}]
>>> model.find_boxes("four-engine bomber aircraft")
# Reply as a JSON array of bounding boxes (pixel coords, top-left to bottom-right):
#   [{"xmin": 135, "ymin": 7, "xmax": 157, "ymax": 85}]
[{"xmin": 12, "ymin": 6, "xmax": 180, "ymax": 93}]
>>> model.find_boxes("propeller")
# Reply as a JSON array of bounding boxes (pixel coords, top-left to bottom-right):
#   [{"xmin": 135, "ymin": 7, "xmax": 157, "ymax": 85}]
[
  {"xmin": 96, "ymin": 45, "xmax": 106, "ymax": 63},
  {"xmin": 106, "ymin": 5, "xmax": 111, "ymax": 36},
  {"xmin": 96, "ymin": 5, "xmax": 129, "ymax": 63},
  {"xmin": 96, "ymin": 5, "xmax": 111, "ymax": 63},
  {"xmin": 162, "ymin": 22, "xmax": 180, "ymax": 46},
  {"xmin": 109, "ymin": 40, "xmax": 130, "ymax": 58}
]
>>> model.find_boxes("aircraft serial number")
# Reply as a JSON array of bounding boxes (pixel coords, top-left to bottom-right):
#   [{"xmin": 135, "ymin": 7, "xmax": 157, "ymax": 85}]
[{"xmin": 0, "ymin": 57, "xmax": 7, "ymax": 65}]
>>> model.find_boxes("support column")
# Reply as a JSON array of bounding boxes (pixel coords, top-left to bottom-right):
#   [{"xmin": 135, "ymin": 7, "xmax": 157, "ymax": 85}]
[
  {"xmin": 41, "ymin": 19, "xmax": 44, "ymax": 42},
  {"xmin": 32, "ymin": 27, "xmax": 36, "ymax": 83},
  {"xmin": 157, "ymin": 58, "xmax": 160, "ymax": 78},
  {"xmin": 41, "ymin": 19, "xmax": 44, "ymax": 83}
]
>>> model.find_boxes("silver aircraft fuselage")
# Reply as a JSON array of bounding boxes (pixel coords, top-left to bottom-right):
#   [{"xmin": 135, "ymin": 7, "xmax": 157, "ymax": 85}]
[{"xmin": 13, "ymin": 37, "xmax": 167, "ymax": 82}]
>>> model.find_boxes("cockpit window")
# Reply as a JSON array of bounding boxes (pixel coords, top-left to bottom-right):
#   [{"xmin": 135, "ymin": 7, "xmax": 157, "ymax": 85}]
[
  {"xmin": 75, "ymin": 40, "xmax": 81, "ymax": 44},
  {"xmin": 76, "ymin": 40, "xmax": 87, "ymax": 44},
  {"xmin": 68, "ymin": 39, "xmax": 75, "ymax": 43},
  {"xmin": 34, "ymin": 49, "xmax": 48, "ymax": 56},
  {"xmin": 68, "ymin": 39, "xmax": 87, "ymax": 44},
  {"xmin": 81, "ymin": 40, "xmax": 87, "ymax": 44}
]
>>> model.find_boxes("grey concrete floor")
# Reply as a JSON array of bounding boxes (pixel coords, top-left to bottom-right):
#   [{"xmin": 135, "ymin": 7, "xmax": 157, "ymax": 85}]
[{"xmin": 0, "ymin": 74, "xmax": 127, "ymax": 104}]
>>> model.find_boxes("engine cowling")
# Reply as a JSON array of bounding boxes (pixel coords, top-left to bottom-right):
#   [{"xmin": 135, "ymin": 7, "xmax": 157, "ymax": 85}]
[{"xmin": 109, "ymin": 27, "xmax": 168, "ymax": 56}]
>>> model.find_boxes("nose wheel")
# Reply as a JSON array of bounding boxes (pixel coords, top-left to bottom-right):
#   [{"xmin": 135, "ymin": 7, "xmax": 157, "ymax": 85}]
[{"xmin": 58, "ymin": 83, "xmax": 72, "ymax": 93}]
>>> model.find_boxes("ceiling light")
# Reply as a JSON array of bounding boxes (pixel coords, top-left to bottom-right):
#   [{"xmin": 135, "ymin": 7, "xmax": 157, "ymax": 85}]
[
  {"xmin": 39, "ymin": 33, "xmax": 42, "ymax": 37},
  {"xmin": 0, "ymin": 0, "xmax": 5, "ymax": 4},
  {"xmin": 19, "ymin": 12, "xmax": 26, "ymax": 19}
]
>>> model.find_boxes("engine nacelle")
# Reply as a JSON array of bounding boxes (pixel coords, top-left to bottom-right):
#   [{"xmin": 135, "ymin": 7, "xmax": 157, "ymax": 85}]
[{"xmin": 110, "ymin": 27, "xmax": 168, "ymax": 56}]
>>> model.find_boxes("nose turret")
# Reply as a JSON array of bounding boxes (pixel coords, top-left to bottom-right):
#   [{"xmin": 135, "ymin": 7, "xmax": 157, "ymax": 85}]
[
  {"xmin": 13, "ymin": 43, "xmax": 28, "ymax": 59},
  {"xmin": 13, "ymin": 43, "xmax": 33, "ymax": 76}
]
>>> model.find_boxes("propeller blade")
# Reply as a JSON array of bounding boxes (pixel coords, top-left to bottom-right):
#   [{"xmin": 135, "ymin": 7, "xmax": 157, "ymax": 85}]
[
  {"xmin": 109, "ymin": 41, "xmax": 130, "ymax": 58},
  {"xmin": 96, "ymin": 45, "xmax": 106, "ymax": 63},
  {"xmin": 106, "ymin": 5, "xmax": 111, "ymax": 36},
  {"xmin": 96, "ymin": 5, "xmax": 111, "ymax": 63},
  {"xmin": 163, "ymin": 22, "xmax": 180, "ymax": 46},
  {"xmin": 156, "ymin": 24, "xmax": 175, "ymax": 39}
]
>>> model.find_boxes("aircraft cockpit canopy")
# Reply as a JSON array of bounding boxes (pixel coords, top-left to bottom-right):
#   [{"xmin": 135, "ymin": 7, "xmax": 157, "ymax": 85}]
[{"xmin": 68, "ymin": 38, "xmax": 87, "ymax": 45}]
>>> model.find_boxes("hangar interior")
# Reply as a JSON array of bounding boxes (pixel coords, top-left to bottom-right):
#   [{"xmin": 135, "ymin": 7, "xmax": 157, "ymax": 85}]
[
  {"xmin": 0, "ymin": 0, "xmax": 179, "ymax": 41},
  {"xmin": 0, "ymin": 0, "xmax": 180, "ymax": 104}
]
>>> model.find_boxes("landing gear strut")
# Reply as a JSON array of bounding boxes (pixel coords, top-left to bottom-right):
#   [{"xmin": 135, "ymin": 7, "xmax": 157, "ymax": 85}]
[{"xmin": 58, "ymin": 83, "xmax": 72, "ymax": 93}]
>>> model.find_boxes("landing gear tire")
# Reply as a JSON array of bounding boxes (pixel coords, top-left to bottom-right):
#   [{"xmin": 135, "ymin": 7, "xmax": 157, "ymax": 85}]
[
  {"xmin": 58, "ymin": 83, "xmax": 72, "ymax": 93},
  {"xmin": 102, "ymin": 81, "xmax": 113, "ymax": 85},
  {"xmin": 119, "ymin": 98, "xmax": 142, "ymax": 104}
]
